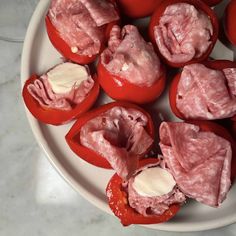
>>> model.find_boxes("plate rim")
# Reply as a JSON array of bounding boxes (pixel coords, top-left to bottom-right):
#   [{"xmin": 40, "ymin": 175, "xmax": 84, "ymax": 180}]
[{"xmin": 20, "ymin": 0, "xmax": 236, "ymax": 232}]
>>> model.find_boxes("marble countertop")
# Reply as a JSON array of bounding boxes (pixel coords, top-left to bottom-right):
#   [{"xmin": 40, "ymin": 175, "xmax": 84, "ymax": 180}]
[{"xmin": 1, "ymin": 0, "xmax": 236, "ymax": 235}]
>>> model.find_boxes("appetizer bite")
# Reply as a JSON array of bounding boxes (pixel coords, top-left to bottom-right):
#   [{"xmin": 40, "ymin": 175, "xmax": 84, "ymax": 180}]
[
  {"xmin": 22, "ymin": 62, "xmax": 99, "ymax": 125},
  {"xmin": 149, "ymin": 0, "xmax": 219, "ymax": 68},
  {"xmin": 106, "ymin": 158, "xmax": 184, "ymax": 226},
  {"xmin": 116, "ymin": 0, "xmax": 163, "ymax": 18},
  {"xmin": 159, "ymin": 121, "xmax": 235, "ymax": 206},
  {"xmin": 98, "ymin": 25, "xmax": 166, "ymax": 104},
  {"xmin": 46, "ymin": 0, "xmax": 119, "ymax": 64},
  {"xmin": 225, "ymin": 0, "xmax": 236, "ymax": 46},
  {"xmin": 65, "ymin": 102, "xmax": 154, "ymax": 179},
  {"xmin": 169, "ymin": 60, "xmax": 236, "ymax": 120}
]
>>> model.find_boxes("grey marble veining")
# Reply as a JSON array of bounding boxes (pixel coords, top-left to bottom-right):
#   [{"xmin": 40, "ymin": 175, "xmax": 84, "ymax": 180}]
[{"xmin": 1, "ymin": 0, "xmax": 236, "ymax": 236}]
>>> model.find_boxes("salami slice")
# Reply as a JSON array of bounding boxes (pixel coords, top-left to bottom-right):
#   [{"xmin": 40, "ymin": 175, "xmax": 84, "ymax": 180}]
[
  {"xmin": 154, "ymin": 3, "xmax": 213, "ymax": 63},
  {"xmin": 48, "ymin": 0, "xmax": 119, "ymax": 56},
  {"xmin": 159, "ymin": 122, "xmax": 232, "ymax": 207},
  {"xmin": 176, "ymin": 64, "xmax": 236, "ymax": 119},
  {"xmin": 101, "ymin": 25, "xmax": 162, "ymax": 87},
  {"xmin": 80, "ymin": 107, "xmax": 154, "ymax": 179}
]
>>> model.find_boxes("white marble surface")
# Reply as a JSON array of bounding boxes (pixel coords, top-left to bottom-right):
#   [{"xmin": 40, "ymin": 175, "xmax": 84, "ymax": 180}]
[{"xmin": 1, "ymin": 0, "xmax": 236, "ymax": 235}]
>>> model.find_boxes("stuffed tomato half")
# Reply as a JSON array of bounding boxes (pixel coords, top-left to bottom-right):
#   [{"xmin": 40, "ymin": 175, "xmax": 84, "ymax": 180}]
[
  {"xmin": 46, "ymin": 0, "xmax": 119, "ymax": 64},
  {"xmin": 106, "ymin": 158, "xmax": 183, "ymax": 226},
  {"xmin": 65, "ymin": 101, "xmax": 155, "ymax": 179},
  {"xmin": 149, "ymin": 0, "xmax": 219, "ymax": 68},
  {"xmin": 22, "ymin": 62, "xmax": 99, "ymax": 125},
  {"xmin": 169, "ymin": 60, "xmax": 236, "ymax": 121},
  {"xmin": 98, "ymin": 25, "xmax": 166, "ymax": 104}
]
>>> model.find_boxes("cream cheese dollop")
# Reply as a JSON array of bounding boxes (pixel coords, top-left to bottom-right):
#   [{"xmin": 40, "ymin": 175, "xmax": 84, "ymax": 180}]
[
  {"xmin": 133, "ymin": 167, "xmax": 176, "ymax": 197},
  {"xmin": 47, "ymin": 62, "xmax": 89, "ymax": 94}
]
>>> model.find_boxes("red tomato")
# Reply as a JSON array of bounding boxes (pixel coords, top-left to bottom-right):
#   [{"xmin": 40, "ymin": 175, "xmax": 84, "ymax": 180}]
[
  {"xmin": 202, "ymin": 0, "xmax": 223, "ymax": 6},
  {"xmin": 169, "ymin": 60, "xmax": 236, "ymax": 120},
  {"xmin": 225, "ymin": 0, "xmax": 236, "ymax": 46},
  {"xmin": 97, "ymin": 61, "xmax": 166, "ymax": 104},
  {"xmin": 22, "ymin": 74, "xmax": 100, "ymax": 126},
  {"xmin": 116, "ymin": 0, "xmax": 163, "ymax": 18},
  {"xmin": 149, "ymin": 0, "xmax": 219, "ymax": 68},
  {"xmin": 65, "ymin": 102, "xmax": 155, "ymax": 169},
  {"xmin": 45, "ymin": 1, "xmax": 119, "ymax": 64},
  {"xmin": 106, "ymin": 158, "xmax": 181, "ymax": 226},
  {"xmin": 187, "ymin": 120, "xmax": 236, "ymax": 180}
]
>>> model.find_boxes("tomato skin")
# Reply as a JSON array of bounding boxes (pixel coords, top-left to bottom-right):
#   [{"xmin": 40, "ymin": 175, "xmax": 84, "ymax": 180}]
[
  {"xmin": 97, "ymin": 60, "xmax": 166, "ymax": 104},
  {"xmin": 45, "ymin": 1, "xmax": 119, "ymax": 64},
  {"xmin": 149, "ymin": 0, "xmax": 219, "ymax": 68},
  {"xmin": 106, "ymin": 158, "xmax": 181, "ymax": 226},
  {"xmin": 65, "ymin": 102, "xmax": 155, "ymax": 169},
  {"xmin": 225, "ymin": 0, "xmax": 236, "ymax": 46},
  {"xmin": 169, "ymin": 60, "xmax": 236, "ymax": 120},
  {"xmin": 202, "ymin": 0, "xmax": 223, "ymax": 6},
  {"xmin": 187, "ymin": 120, "xmax": 236, "ymax": 180},
  {"xmin": 22, "ymin": 74, "xmax": 100, "ymax": 126},
  {"xmin": 116, "ymin": 0, "xmax": 163, "ymax": 18}
]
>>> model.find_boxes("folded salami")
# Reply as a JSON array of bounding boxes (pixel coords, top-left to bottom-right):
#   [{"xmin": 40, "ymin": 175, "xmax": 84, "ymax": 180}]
[{"xmin": 159, "ymin": 122, "xmax": 232, "ymax": 207}]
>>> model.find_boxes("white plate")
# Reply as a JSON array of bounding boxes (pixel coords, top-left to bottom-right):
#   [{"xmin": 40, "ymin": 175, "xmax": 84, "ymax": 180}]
[{"xmin": 21, "ymin": 0, "xmax": 236, "ymax": 232}]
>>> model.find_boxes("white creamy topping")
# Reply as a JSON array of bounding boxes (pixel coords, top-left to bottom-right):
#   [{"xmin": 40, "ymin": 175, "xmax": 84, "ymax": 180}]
[
  {"xmin": 133, "ymin": 167, "xmax": 176, "ymax": 197},
  {"xmin": 47, "ymin": 62, "xmax": 89, "ymax": 94}
]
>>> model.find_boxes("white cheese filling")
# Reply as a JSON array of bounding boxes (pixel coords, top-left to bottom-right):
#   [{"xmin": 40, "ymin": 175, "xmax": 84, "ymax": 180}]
[
  {"xmin": 47, "ymin": 62, "xmax": 89, "ymax": 94},
  {"xmin": 133, "ymin": 167, "xmax": 176, "ymax": 197}
]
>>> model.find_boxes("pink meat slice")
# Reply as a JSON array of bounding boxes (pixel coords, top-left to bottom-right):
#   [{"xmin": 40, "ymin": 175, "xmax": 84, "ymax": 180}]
[
  {"xmin": 159, "ymin": 122, "xmax": 232, "ymax": 207},
  {"xmin": 154, "ymin": 3, "xmax": 213, "ymax": 64},
  {"xmin": 176, "ymin": 64, "xmax": 236, "ymax": 119},
  {"xmin": 48, "ymin": 0, "xmax": 119, "ymax": 56},
  {"xmin": 127, "ymin": 161, "xmax": 186, "ymax": 216},
  {"xmin": 80, "ymin": 107, "xmax": 154, "ymax": 180},
  {"xmin": 27, "ymin": 74, "xmax": 94, "ymax": 111},
  {"xmin": 101, "ymin": 25, "xmax": 162, "ymax": 87}
]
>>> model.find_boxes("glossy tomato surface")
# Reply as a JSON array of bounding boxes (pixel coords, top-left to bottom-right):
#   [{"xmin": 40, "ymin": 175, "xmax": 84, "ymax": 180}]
[
  {"xmin": 149, "ymin": 0, "xmax": 219, "ymax": 68},
  {"xmin": 225, "ymin": 0, "xmax": 236, "ymax": 46},
  {"xmin": 117, "ymin": 0, "xmax": 163, "ymax": 18},
  {"xmin": 106, "ymin": 158, "xmax": 181, "ymax": 226},
  {"xmin": 97, "ymin": 61, "xmax": 166, "ymax": 104},
  {"xmin": 169, "ymin": 60, "xmax": 236, "ymax": 120},
  {"xmin": 22, "ymin": 74, "xmax": 100, "ymax": 126},
  {"xmin": 65, "ymin": 102, "xmax": 155, "ymax": 169}
]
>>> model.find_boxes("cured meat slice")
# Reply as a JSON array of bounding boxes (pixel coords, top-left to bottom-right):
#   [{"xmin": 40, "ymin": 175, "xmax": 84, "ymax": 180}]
[
  {"xmin": 27, "ymin": 63, "xmax": 94, "ymax": 111},
  {"xmin": 154, "ymin": 3, "xmax": 213, "ymax": 63},
  {"xmin": 126, "ymin": 161, "xmax": 186, "ymax": 216},
  {"xmin": 176, "ymin": 64, "xmax": 236, "ymax": 119},
  {"xmin": 159, "ymin": 122, "xmax": 232, "ymax": 207},
  {"xmin": 101, "ymin": 25, "xmax": 161, "ymax": 87},
  {"xmin": 80, "ymin": 107, "xmax": 154, "ymax": 179},
  {"xmin": 48, "ymin": 0, "xmax": 119, "ymax": 56},
  {"xmin": 80, "ymin": 0, "xmax": 119, "ymax": 27}
]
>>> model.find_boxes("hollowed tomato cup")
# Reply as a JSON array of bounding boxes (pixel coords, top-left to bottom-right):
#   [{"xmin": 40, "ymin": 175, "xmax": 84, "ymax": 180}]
[
  {"xmin": 169, "ymin": 60, "xmax": 236, "ymax": 121},
  {"xmin": 22, "ymin": 74, "xmax": 100, "ymax": 126},
  {"xmin": 45, "ymin": 1, "xmax": 119, "ymax": 64},
  {"xmin": 65, "ymin": 101, "xmax": 155, "ymax": 169},
  {"xmin": 106, "ymin": 158, "xmax": 181, "ymax": 226},
  {"xmin": 149, "ymin": 0, "xmax": 219, "ymax": 68},
  {"xmin": 97, "ymin": 60, "xmax": 166, "ymax": 105}
]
